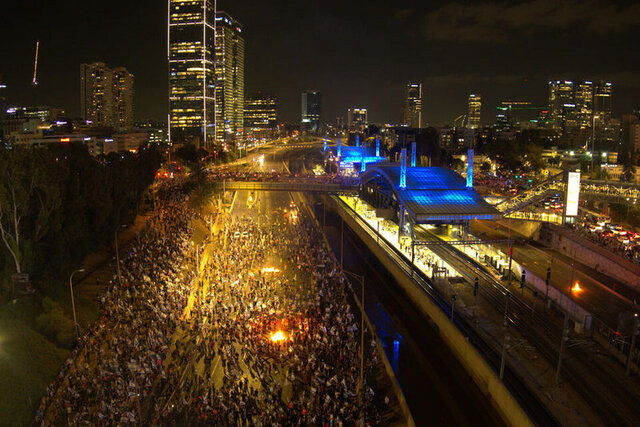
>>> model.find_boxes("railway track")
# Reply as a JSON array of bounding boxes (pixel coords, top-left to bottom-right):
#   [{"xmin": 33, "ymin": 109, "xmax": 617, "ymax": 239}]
[
  {"xmin": 419, "ymin": 227, "xmax": 640, "ymax": 425},
  {"xmin": 334, "ymin": 198, "xmax": 558, "ymax": 425}
]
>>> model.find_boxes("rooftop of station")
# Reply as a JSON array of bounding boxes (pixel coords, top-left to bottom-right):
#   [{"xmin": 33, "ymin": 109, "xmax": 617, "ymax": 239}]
[{"xmin": 361, "ymin": 164, "xmax": 502, "ymax": 223}]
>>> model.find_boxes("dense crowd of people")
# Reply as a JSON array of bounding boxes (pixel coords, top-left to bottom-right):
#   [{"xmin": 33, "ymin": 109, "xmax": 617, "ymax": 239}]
[
  {"xmin": 570, "ymin": 219, "xmax": 640, "ymax": 264},
  {"xmin": 35, "ymin": 181, "xmax": 197, "ymax": 424},
  {"xmin": 36, "ymin": 180, "xmax": 390, "ymax": 425},
  {"xmin": 152, "ymin": 200, "xmax": 385, "ymax": 424}
]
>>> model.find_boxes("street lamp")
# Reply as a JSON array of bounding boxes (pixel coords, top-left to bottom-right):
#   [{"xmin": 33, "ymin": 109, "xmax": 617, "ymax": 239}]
[
  {"xmin": 343, "ymin": 269, "xmax": 365, "ymax": 419},
  {"xmin": 591, "ymin": 114, "xmax": 600, "ymax": 175},
  {"xmin": 115, "ymin": 224, "xmax": 127, "ymax": 284},
  {"xmin": 69, "ymin": 268, "xmax": 85, "ymax": 338}
]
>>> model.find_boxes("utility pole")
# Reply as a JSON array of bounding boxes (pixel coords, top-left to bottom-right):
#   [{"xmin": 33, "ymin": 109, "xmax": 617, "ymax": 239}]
[
  {"xmin": 555, "ymin": 314, "xmax": 569, "ymax": 386},
  {"xmin": 627, "ymin": 314, "xmax": 639, "ymax": 375},
  {"xmin": 360, "ymin": 274, "xmax": 365, "ymax": 412},
  {"xmin": 340, "ymin": 218, "xmax": 344, "ymax": 270},
  {"xmin": 473, "ymin": 277, "xmax": 479, "ymax": 321},
  {"xmin": 545, "ymin": 266, "xmax": 551, "ymax": 311},
  {"xmin": 69, "ymin": 268, "xmax": 85, "ymax": 339},
  {"xmin": 500, "ymin": 334, "xmax": 510, "ymax": 380},
  {"xmin": 507, "ymin": 237, "xmax": 513, "ymax": 287}
]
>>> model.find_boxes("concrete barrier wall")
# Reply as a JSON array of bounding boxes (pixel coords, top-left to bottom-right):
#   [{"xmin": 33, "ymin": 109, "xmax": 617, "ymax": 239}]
[
  {"xmin": 328, "ymin": 196, "xmax": 533, "ymax": 427},
  {"xmin": 540, "ymin": 223, "xmax": 640, "ymax": 293}
]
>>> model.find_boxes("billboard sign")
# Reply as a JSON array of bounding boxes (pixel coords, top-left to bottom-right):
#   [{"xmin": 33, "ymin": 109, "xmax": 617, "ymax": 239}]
[{"xmin": 565, "ymin": 171, "xmax": 581, "ymax": 216}]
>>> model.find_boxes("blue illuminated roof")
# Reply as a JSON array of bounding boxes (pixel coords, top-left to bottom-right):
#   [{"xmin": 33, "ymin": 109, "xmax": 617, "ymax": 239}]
[
  {"xmin": 361, "ymin": 165, "xmax": 501, "ymax": 222},
  {"xmin": 328, "ymin": 146, "xmax": 385, "ymax": 165}
]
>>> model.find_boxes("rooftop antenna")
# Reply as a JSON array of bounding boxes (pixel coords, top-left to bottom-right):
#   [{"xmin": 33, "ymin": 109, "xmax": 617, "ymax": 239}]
[{"xmin": 32, "ymin": 40, "xmax": 40, "ymax": 87}]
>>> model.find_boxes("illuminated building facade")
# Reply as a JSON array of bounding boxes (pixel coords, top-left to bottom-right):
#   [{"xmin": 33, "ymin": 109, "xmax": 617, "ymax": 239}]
[
  {"xmin": 594, "ymin": 81, "xmax": 614, "ymax": 143},
  {"xmin": 81, "ymin": 63, "xmax": 114, "ymax": 127},
  {"xmin": 347, "ymin": 108, "xmax": 368, "ymax": 130},
  {"xmin": 215, "ymin": 11, "xmax": 245, "ymax": 146},
  {"xmin": 574, "ymin": 80, "xmax": 593, "ymax": 133},
  {"xmin": 168, "ymin": 0, "xmax": 216, "ymax": 146},
  {"xmin": 244, "ymin": 92, "xmax": 277, "ymax": 131},
  {"xmin": 112, "ymin": 67, "xmax": 134, "ymax": 130},
  {"xmin": 301, "ymin": 90, "xmax": 321, "ymax": 133},
  {"xmin": 467, "ymin": 94, "xmax": 481, "ymax": 129},
  {"xmin": 405, "ymin": 83, "xmax": 422, "ymax": 128},
  {"xmin": 81, "ymin": 63, "xmax": 134, "ymax": 130},
  {"xmin": 548, "ymin": 80, "xmax": 574, "ymax": 131}
]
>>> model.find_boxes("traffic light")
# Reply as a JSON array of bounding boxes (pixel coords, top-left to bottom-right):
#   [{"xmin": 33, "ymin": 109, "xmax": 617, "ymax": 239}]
[
  {"xmin": 474, "ymin": 277, "xmax": 479, "ymax": 296},
  {"xmin": 520, "ymin": 271, "xmax": 526, "ymax": 289}
]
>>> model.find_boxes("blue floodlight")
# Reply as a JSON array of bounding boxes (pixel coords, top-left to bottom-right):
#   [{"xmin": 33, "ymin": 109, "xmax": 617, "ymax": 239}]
[
  {"xmin": 466, "ymin": 149, "xmax": 474, "ymax": 188},
  {"xmin": 323, "ymin": 136, "xmax": 327, "ymax": 151},
  {"xmin": 376, "ymin": 136, "xmax": 380, "ymax": 157},
  {"xmin": 400, "ymin": 148, "xmax": 407, "ymax": 188},
  {"xmin": 411, "ymin": 142, "xmax": 416, "ymax": 167},
  {"xmin": 356, "ymin": 135, "xmax": 359, "ymax": 147},
  {"xmin": 337, "ymin": 138, "xmax": 342, "ymax": 157}
]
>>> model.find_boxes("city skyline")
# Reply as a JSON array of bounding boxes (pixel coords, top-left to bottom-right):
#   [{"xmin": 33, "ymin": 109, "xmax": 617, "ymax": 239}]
[{"xmin": 1, "ymin": 0, "xmax": 639, "ymax": 126}]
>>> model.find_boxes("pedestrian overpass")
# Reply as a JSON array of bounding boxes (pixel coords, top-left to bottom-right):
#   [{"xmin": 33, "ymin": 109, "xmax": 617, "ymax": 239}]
[{"xmin": 210, "ymin": 180, "xmax": 359, "ymax": 194}]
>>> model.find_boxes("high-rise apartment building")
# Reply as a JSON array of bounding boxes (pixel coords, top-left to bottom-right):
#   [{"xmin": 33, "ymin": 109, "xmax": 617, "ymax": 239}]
[
  {"xmin": 404, "ymin": 83, "xmax": 422, "ymax": 128},
  {"xmin": 81, "ymin": 63, "xmax": 113, "ymax": 127},
  {"xmin": 244, "ymin": 92, "xmax": 277, "ymax": 131},
  {"xmin": 574, "ymin": 80, "xmax": 593, "ymax": 132},
  {"xmin": 112, "ymin": 67, "xmax": 134, "ymax": 130},
  {"xmin": 301, "ymin": 91, "xmax": 321, "ymax": 133},
  {"xmin": 347, "ymin": 108, "xmax": 368, "ymax": 130},
  {"xmin": 467, "ymin": 94, "xmax": 481, "ymax": 129},
  {"xmin": 594, "ymin": 81, "xmax": 613, "ymax": 143},
  {"xmin": 548, "ymin": 80, "xmax": 574, "ymax": 131},
  {"xmin": 81, "ymin": 63, "xmax": 134, "ymax": 130},
  {"xmin": 215, "ymin": 11, "xmax": 244, "ymax": 146},
  {"xmin": 168, "ymin": 0, "xmax": 216, "ymax": 146}
]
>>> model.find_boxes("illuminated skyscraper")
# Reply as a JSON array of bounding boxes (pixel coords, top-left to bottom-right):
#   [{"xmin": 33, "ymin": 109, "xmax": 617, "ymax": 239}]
[
  {"xmin": 594, "ymin": 81, "xmax": 613, "ymax": 143},
  {"xmin": 244, "ymin": 92, "xmax": 277, "ymax": 131},
  {"xmin": 81, "ymin": 62, "xmax": 113, "ymax": 127},
  {"xmin": 467, "ymin": 94, "xmax": 481, "ymax": 129},
  {"xmin": 347, "ymin": 108, "xmax": 367, "ymax": 130},
  {"xmin": 404, "ymin": 83, "xmax": 422, "ymax": 128},
  {"xmin": 168, "ymin": 0, "xmax": 216, "ymax": 146},
  {"xmin": 574, "ymin": 80, "xmax": 593, "ymax": 132},
  {"xmin": 112, "ymin": 67, "xmax": 134, "ymax": 130},
  {"xmin": 81, "ymin": 63, "xmax": 134, "ymax": 130},
  {"xmin": 215, "ymin": 11, "xmax": 244, "ymax": 146},
  {"xmin": 548, "ymin": 80, "xmax": 574, "ymax": 131},
  {"xmin": 301, "ymin": 91, "xmax": 321, "ymax": 133}
]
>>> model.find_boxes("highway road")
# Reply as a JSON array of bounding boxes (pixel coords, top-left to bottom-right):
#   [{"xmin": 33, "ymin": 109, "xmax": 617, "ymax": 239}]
[
  {"xmin": 469, "ymin": 220, "xmax": 636, "ymax": 330},
  {"xmin": 232, "ymin": 140, "xmax": 506, "ymax": 425}
]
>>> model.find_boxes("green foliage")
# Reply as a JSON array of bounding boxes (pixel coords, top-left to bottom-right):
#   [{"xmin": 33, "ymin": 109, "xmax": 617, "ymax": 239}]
[
  {"xmin": 478, "ymin": 134, "xmax": 545, "ymax": 173},
  {"xmin": 35, "ymin": 297, "xmax": 75, "ymax": 348},
  {"xmin": 0, "ymin": 306, "xmax": 68, "ymax": 425},
  {"xmin": 0, "ymin": 143, "xmax": 161, "ymax": 280}
]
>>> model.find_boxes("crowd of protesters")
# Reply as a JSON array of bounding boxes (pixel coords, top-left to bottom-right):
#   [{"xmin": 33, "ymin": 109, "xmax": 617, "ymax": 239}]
[
  {"xmin": 35, "ymin": 182, "xmax": 197, "ymax": 424},
  {"xmin": 36, "ymin": 180, "xmax": 389, "ymax": 425},
  {"xmin": 152, "ymin": 198, "xmax": 386, "ymax": 424}
]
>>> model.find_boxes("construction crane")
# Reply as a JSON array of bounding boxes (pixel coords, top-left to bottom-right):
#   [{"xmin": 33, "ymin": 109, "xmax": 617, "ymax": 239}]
[
  {"xmin": 453, "ymin": 114, "xmax": 466, "ymax": 128},
  {"xmin": 32, "ymin": 40, "xmax": 39, "ymax": 87}
]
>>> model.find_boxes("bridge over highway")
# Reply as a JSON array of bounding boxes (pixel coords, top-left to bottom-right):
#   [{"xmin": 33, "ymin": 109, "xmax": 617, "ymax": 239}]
[{"xmin": 210, "ymin": 180, "xmax": 359, "ymax": 194}]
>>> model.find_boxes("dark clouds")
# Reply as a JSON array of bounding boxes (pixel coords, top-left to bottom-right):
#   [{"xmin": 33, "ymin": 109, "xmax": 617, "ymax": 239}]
[{"xmin": 424, "ymin": 1, "xmax": 640, "ymax": 44}]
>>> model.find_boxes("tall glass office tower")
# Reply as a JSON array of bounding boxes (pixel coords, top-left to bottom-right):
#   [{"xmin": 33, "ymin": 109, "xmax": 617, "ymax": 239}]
[{"xmin": 168, "ymin": 0, "xmax": 216, "ymax": 147}]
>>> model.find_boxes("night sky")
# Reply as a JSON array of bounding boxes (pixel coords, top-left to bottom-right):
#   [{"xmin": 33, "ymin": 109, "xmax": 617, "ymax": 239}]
[{"xmin": 1, "ymin": 0, "xmax": 639, "ymax": 126}]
